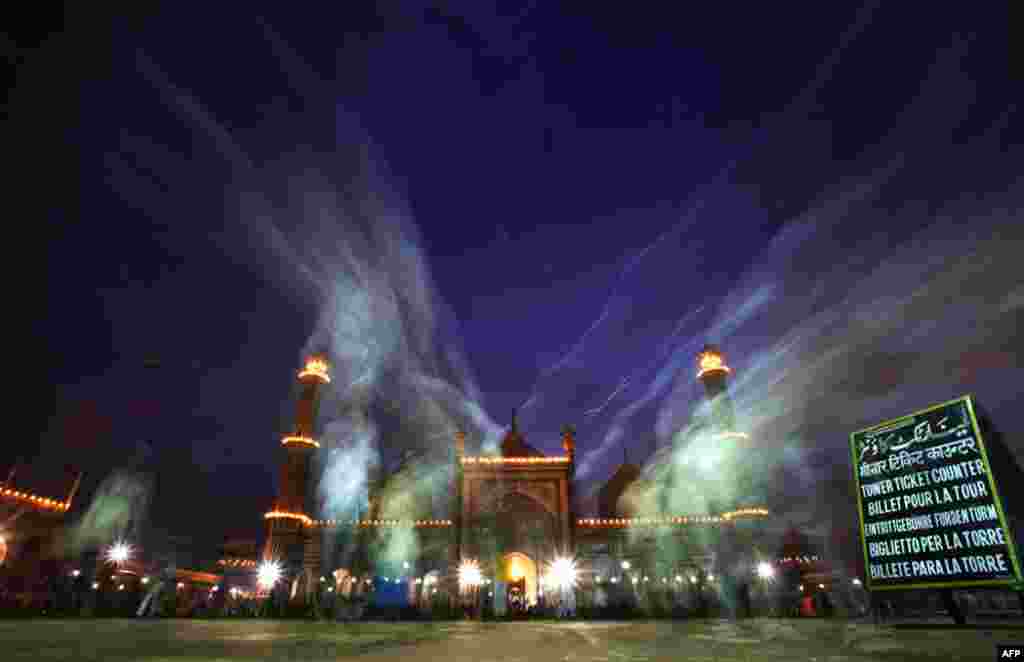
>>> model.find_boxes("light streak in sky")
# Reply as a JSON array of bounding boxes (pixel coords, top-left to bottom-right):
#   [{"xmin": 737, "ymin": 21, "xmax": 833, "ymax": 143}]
[{"xmin": 130, "ymin": 24, "xmax": 1021, "ymax": 577}]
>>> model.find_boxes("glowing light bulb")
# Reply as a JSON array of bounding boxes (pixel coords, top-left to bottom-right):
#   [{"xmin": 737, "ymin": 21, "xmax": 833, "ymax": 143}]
[
  {"xmin": 257, "ymin": 560, "xmax": 283, "ymax": 589},
  {"xmin": 458, "ymin": 560, "xmax": 482, "ymax": 589},
  {"xmin": 104, "ymin": 540, "xmax": 133, "ymax": 566},
  {"xmin": 547, "ymin": 557, "xmax": 577, "ymax": 590}
]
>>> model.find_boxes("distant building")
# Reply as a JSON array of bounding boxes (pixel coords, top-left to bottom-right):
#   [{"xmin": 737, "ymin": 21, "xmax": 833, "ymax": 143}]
[{"xmin": 0, "ymin": 462, "xmax": 82, "ymax": 608}]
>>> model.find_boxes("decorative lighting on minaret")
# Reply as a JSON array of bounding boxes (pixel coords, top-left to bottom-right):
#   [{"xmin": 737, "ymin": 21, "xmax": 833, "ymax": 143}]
[
  {"xmin": 697, "ymin": 344, "xmax": 730, "ymax": 382},
  {"xmin": 696, "ymin": 344, "xmax": 737, "ymax": 435},
  {"xmin": 285, "ymin": 354, "xmax": 331, "ymax": 445},
  {"xmin": 297, "ymin": 356, "xmax": 330, "ymax": 383}
]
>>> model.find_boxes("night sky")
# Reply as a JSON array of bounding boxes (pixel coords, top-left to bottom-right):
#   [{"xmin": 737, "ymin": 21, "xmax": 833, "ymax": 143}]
[{"xmin": 22, "ymin": 3, "xmax": 1021, "ymax": 554}]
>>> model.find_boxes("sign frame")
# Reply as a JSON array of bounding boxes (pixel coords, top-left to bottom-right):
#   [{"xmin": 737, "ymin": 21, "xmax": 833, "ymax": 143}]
[{"xmin": 849, "ymin": 394, "xmax": 1023, "ymax": 592}]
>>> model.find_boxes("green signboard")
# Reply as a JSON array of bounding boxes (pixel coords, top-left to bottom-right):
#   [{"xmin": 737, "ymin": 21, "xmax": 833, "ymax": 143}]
[{"xmin": 850, "ymin": 395, "xmax": 1022, "ymax": 591}]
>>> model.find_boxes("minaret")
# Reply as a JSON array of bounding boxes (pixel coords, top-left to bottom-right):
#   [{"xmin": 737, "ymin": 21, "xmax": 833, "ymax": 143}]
[
  {"xmin": 450, "ymin": 430, "xmax": 466, "ymax": 599},
  {"xmin": 697, "ymin": 345, "xmax": 761, "ymax": 515},
  {"xmin": 561, "ymin": 425, "xmax": 576, "ymax": 556},
  {"xmin": 696, "ymin": 344, "xmax": 737, "ymax": 434},
  {"xmin": 264, "ymin": 355, "xmax": 329, "ymax": 563}
]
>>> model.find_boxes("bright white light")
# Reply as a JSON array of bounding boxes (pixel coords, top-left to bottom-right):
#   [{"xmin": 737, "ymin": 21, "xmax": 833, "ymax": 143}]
[
  {"xmin": 91, "ymin": 582, "xmax": 99, "ymax": 590},
  {"xmin": 610, "ymin": 577, "xmax": 618, "ymax": 584},
  {"xmin": 675, "ymin": 575, "xmax": 683, "ymax": 583},
  {"xmin": 458, "ymin": 559, "xmax": 482, "ymax": 589},
  {"xmin": 177, "ymin": 582, "xmax": 184, "ymax": 589},
  {"xmin": 547, "ymin": 557, "xmax": 577, "ymax": 590},
  {"xmin": 403, "ymin": 562, "xmax": 410, "ymax": 569},
  {"xmin": 756, "ymin": 562, "xmax": 775, "ymax": 580},
  {"xmin": 620, "ymin": 560, "xmax": 631, "ymax": 570},
  {"xmin": 631, "ymin": 577, "xmax": 638, "ymax": 585},
  {"xmin": 320, "ymin": 577, "xmax": 326, "ymax": 582},
  {"xmin": 707, "ymin": 574, "xmax": 715, "ymax": 581},
  {"xmin": 211, "ymin": 586, "xmax": 218, "ymax": 592},
  {"xmin": 328, "ymin": 587, "xmax": 334, "ymax": 593},
  {"xmin": 818, "ymin": 583, "xmax": 825, "ymax": 590},
  {"xmin": 690, "ymin": 575, "xmax": 697, "ymax": 584},
  {"xmin": 105, "ymin": 541, "xmax": 133, "ymax": 565},
  {"xmin": 257, "ymin": 560, "xmax": 283, "ymax": 589},
  {"xmin": 118, "ymin": 584, "xmax": 125, "ymax": 591},
  {"xmin": 851, "ymin": 578, "xmax": 862, "ymax": 586},
  {"xmin": 799, "ymin": 584, "xmax": 804, "ymax": 591},
  {"xmin": 71, "ymin": 569, "xmax": 81, "ymax": 577},
  {"xmin": 595, "ymin": 576, "xmax": 602, "ymax": 583}
]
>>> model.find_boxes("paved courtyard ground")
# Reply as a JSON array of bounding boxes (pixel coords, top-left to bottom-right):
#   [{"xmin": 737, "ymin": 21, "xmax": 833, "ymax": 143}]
[{"xmin": 1, "ymin": 618, "xmax": 1022, "ymax": 661}]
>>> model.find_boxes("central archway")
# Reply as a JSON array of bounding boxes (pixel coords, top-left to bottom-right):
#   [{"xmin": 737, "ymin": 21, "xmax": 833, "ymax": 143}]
[{"xmin": 501, "ymin": 551, "xmax": 538, "ymax": 607}]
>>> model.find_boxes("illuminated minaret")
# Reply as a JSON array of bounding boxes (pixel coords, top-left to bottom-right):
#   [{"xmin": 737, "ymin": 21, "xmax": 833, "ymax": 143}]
[
  {"xmin": 561, "ymin": 425, "xmax": 576, "ymax": 556},
  {"xmin": 264, "ymin": 355, "xmax": 329, "ymax": 563},
  {"xmin": 696, "ymin": 344, "xmax": 737, "ymax": 434},
  {"xmin": 697, "ymin": 345, "xmax": 762, "ymax": 514},
  {"xmin": 451, "ymin": 430, "xmax": 465, "ymax": 561}
]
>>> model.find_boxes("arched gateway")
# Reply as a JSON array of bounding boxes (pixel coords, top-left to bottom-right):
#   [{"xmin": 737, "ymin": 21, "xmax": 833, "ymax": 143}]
[
  {"xmin": 453, "ymin": 416, "xmax": 576, "ymax": 614},
  {"xmin": 501, "ymin": 551, "xmax": 538, "ymax": 610}
]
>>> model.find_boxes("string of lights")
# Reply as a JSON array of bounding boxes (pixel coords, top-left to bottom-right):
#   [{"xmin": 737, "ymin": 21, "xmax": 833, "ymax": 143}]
[
  {"xmin": 312, "ymin": 518, "xmax": 453, "ymax": 528},
  {"xmin": 461, "ymin": 456, "xmax": 570, "ymax": 465},
  {"xmin": 0, "ymin": 487, "xmax": 70, "ymax": 511},
  {"xmin": 576, "ymin": 508, "xmax": 769, "ymax": 527}
]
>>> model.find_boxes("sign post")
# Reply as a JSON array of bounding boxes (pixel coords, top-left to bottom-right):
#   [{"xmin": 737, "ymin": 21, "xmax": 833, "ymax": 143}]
[{"xmin": 850, "ymin": 395, "xmax": 1022, "ymax": 622}]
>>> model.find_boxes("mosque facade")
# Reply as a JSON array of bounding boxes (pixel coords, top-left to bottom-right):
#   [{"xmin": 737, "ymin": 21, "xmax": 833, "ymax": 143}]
[{"xmin": 250, "ymin": 346, "xmax": 818, "ymax": 615}]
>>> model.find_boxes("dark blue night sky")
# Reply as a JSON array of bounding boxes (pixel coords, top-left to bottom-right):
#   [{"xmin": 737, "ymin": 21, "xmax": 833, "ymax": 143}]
[{"xmin": 23, "ymin": 3, "xmax": 1021, "ymax": 550}]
